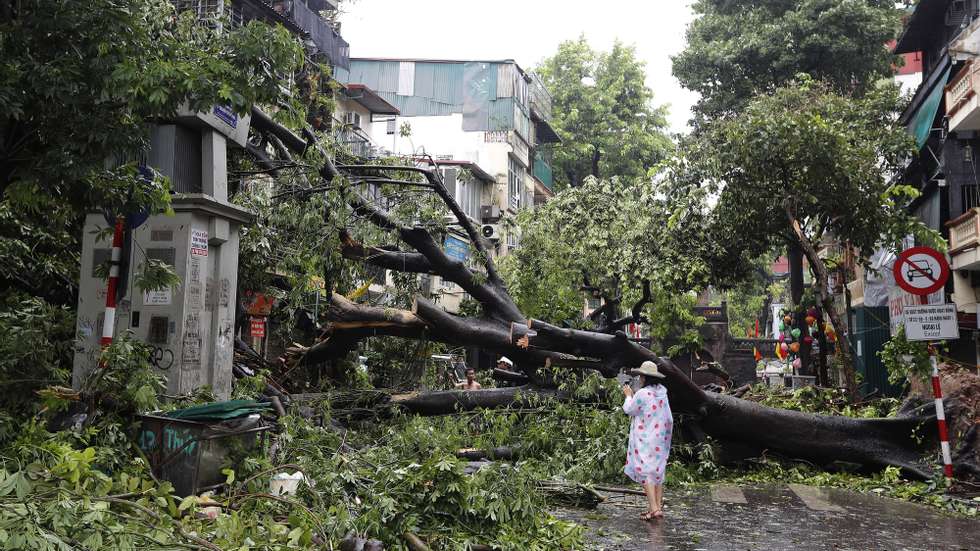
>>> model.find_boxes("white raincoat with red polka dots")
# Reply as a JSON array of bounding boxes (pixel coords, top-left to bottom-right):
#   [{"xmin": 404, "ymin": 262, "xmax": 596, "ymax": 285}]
[{"xmin": 622, "ymin": 384, "xmax": 673, "ymax": 485}]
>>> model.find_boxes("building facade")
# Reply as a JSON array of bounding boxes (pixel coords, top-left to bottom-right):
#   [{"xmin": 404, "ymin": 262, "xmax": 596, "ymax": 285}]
[
  {"xmin": 335, "ymin": 58, "xmax": 561, "ymax": 257},
  {"xmin": 888, "ymin": 0, "xmax": 980, "ymax": 367}
]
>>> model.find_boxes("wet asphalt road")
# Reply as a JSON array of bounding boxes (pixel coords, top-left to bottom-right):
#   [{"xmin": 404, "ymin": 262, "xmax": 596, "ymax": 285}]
[{"xmin": 556, "ymin": 484, "xmax": 979, "ymax": 550}]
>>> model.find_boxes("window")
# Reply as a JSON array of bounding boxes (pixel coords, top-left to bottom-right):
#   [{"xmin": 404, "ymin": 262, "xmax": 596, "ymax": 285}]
[
  {"xmin": 443, "ymin": 168, "xmax": 482, "ymax": 221},
  {"xmin": 508, "ymin": 157, "xmax": 522, "ymax": 210},
  {"xmin": 398, "ymin": 62, "xmax": 415, "ymax": 96},
  {"xmin": 963, "ymin": 184, "xmax": 980, "ymax": 213}
]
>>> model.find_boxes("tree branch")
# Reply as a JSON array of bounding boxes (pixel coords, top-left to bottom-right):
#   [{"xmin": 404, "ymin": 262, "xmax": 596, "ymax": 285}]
[
  {"xmin": 511, "ymin": 319, "xmax": 708, "ymax": 413},
  {"xmin": 339, "ymin": 230, "xmax": 434, "ymax": 274},
  {"xmin": 340, "ymin": 163, "xmax": 506, "ymax": 289}
]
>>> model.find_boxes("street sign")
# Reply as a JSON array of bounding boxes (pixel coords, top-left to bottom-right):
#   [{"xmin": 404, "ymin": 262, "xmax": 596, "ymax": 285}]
[
  {"xmin": 902, "ymin": 303, "xmax": 959, "ymax": 341},
  {"xmin": 893, "ymin": 246, "xmax": 949, "ymax": 296},
  {"xmin": 249, "ymin": 316, "xmax": 266, "ymax": 338},
  {"xmin": 444, "ymin": 235, "xmax": 468, "ymax": 262},
  {"xmin": 888, "ymin": 287, "xmax": 943, "ymax": 335}
]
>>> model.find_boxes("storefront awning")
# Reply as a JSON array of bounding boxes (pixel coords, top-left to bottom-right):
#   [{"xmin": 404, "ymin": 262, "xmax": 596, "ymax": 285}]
[{"xmin": 908, "ymin": 66, "xmax": 951, "ymax": 149}]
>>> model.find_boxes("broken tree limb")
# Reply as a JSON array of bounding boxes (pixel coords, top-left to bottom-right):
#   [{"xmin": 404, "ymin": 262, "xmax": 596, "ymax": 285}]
[
  {"xmin": 339, "ymin": 230, "xmax": 434, "ymax": 274},
  {"xmin": 591, "ymin": 485, "xmax": 646, "ymax": 496},
  {"xmin": 456, "ymin": 446, "xmax": 519, "ymax": 461},
  {"xmin": 250, "ymin": 106, "xmax": 307, "ymax": 155},
  {"xmin": 492, "ymin": 367, "xmax": 530, "ymax": 385},
  {"xmin": 512, "ymin": 320, "xmax": 705, "ymax": 405},
  {"xmin": 390, "ymin": 386, "xmax": 556, "ymax": 416},
  {"xmin": 700, "ymin": 393, "xmax": 935, "ymax": 479},
  {"xmin": 252, "ymin": 112, "xmax": 953, "ymax": 480},
  {"xmin": 403, "ymin": 533, "xmax": 431, "ymax": 551},
  {"xmin": 536, "ymin": 480, "xmax": 605, "ymax": 508}
]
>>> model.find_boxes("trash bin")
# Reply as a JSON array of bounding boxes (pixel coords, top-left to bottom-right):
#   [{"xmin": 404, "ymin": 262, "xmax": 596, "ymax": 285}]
[{"xmin": 137, "ymin": 401, "xmax": 271, "ymax": 496}]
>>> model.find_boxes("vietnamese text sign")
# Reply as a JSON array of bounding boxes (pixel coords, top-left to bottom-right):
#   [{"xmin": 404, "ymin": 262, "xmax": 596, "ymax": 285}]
[
  {"xmin": 444, "ymin": 235, "xmax": 468, "ymax": 262},
  {"xmin": 249, "ymin": 317, "xmax": 266, "ymax": 338},
  {"xmin": 888, "ymin": 287, "xmax": 942, "ymax": 335},
  {"xmin": 191, "ymin": 229, "xmax": 209, "ymax": 257},
  {"xmin": 902, "ymin": 304, "xmax": 959, "ymax": 341},
  {"xmin": 143, "ymin": 288, "xmax": 172, "ymax": 306}
]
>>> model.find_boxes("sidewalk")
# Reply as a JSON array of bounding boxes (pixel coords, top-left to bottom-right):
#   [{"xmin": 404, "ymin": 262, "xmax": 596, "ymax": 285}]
[{"xmin": 556, "ymin": 484, "xmax": 978, "ymax": 550}]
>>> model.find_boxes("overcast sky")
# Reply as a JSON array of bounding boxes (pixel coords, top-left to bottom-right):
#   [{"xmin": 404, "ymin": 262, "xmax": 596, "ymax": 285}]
[{"xmin": 338, "ymin": 0, "xmax": 700, "ymax": 134}]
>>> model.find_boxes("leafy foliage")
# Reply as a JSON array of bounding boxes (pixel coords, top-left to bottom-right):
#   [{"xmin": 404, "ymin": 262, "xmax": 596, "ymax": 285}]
[
  {"xmin": 673, "ymin": 0, "xmax": 902, "ymax": 125},
  {"xmin": 675, "ymin": 78, "xmax": 934, "ymax": 284},
  {"xmin": 0, "ymin": 0, "xmax": 303, "ymax": 307},
  {"xmin": 502, "ymin": 176, "xmax": 713, "ymax": 351},
  {"xmin": 0, "ymin": 295, "xmax": 75, "ymax": 441},
  {"xmin": 738, "ymin": 384, "xmax": 900, "ymax": 419},
  {"xmin": 0, "ymin": 0, "xmax": 303, "ymax": 191},
  {"xmin": 535, "ymin": 37, "xmax": 673, "ymax": 189},
  {"xmin": 879, "ymin": 326, "xmax": 932, "ymax": 386}
]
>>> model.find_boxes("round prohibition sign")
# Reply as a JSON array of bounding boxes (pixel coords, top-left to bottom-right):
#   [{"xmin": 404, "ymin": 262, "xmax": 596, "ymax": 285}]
[{"xmin": 893, "ymin": 246, "xmax": 949, "ymax": 296}]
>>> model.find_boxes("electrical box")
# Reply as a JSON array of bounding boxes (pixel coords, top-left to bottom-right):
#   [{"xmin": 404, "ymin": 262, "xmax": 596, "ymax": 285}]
[{"xmin": 73, "ymin": 122, "xmax": 253, "ymax": 399}]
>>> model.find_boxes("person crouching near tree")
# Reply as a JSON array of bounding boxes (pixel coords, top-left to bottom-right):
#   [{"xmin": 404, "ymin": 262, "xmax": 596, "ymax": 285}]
[{"xmin": 621, "ymin": 360, "xmax": 673, "ymax": 520}]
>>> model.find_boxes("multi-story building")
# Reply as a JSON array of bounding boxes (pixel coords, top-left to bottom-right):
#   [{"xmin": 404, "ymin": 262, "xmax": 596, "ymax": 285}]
[
  {"xmin": 175, "ymin": 0, "xmax": 350, "ymax": 70},
  {"xmin": 334, "ymin": 84, "xmax": 400, "ymax": 157},
  {"xmin": 889, "ymin": 0, "xmax": 980, "ymax": 367},
  {"xmin": 335, "ymin": 58, "xmax": 561, "ymax": 258}
]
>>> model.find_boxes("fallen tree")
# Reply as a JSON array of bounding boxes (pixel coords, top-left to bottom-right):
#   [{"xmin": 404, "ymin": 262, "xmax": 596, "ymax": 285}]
[{"xmin": 247, "ymin": 116, "xmax": 956, "ymax": 481}]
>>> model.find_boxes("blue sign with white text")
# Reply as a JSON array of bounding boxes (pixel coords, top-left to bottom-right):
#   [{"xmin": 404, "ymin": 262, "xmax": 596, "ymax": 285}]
[
  {"xmin": 444, "ymin": 236, "xmax": 468, "ymax": 262},
  {"xmin": 213, "ymin": 105, "xmax": 238, "ymax": 128}
]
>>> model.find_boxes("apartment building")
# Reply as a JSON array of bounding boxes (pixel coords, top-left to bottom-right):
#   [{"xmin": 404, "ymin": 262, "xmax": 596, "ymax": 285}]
[{"xmin": 334, "ymin": 58, "xmax": 561, "ymax": 258}]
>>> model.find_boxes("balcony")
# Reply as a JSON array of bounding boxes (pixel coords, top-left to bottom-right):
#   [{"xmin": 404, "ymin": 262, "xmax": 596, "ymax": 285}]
[
  {"xmin": 173, "ymin": 1, "xmax": 349, "ymax": 70},
  {"xmin": 528, "ymin": 73, "xmax": 552, "ymax": 122},
  {"xmin": 335, "ymin": 124, "xmax": 377, "ymax": 158},
  {"xmin": 946, "ymin": 59, "xmax": 980, "ymax": 132},
  {"xmin": 532, "ymin": 152, "xmax": 554, "ymax": 192},
  {"xmin": 948, "ymin": 207, "xmax": 980, "ymax": 270},
  {"xmin": 277, "ymin": 0, "xmax": 349, "ymax": 69}
]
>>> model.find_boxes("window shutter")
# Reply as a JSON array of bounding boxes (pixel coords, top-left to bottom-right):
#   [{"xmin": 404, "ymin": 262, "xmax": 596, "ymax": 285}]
[{"xmin": 443, "ymin": 168, "xmax": 457, "ymax": 199}]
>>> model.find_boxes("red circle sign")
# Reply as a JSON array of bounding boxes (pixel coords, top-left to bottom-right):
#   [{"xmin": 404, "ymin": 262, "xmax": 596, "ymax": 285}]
[{"xmin": 893, "ymin": 246, "xmax": 949, "ymax": 296}]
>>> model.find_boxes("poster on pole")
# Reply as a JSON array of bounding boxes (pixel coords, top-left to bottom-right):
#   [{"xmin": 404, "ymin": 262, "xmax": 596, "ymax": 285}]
[
  {"xmin": 249, "ymin": 316, "xmax": 266, "ymax": 338},
  {"xmin": 191, "ymin": 229, "xmax": 209, "ymax": 257},
  {"xmin": 902, "ymin": 304, "xmax": 959, "ymax": 341}
]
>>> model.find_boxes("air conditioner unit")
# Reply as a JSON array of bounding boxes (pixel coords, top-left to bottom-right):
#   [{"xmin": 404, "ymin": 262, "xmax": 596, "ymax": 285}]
[
  {"xmin": 481, "ymin": 224, "xmax": 502, "ymax": 242},
  {"xmin": 480, "ymin": 205, "xmax": 501, "ymax": 222},
  {"xmin": 344, "ymin": 112, "xmax": 362, "ymax": 128}
]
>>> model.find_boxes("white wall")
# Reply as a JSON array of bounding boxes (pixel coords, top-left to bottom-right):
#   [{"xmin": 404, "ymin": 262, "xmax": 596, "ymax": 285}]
[{"xmin": 896, "ymin": 73, "xmax": 923, "ymax": 97}]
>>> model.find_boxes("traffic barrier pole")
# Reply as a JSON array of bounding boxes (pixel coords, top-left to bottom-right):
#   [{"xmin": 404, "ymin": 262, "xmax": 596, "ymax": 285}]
[
  {"xmin": 929, "ymin": 345, "xmax": 954, "ymax": 479},
  {"xmin": 100, "ymin": 215, "xmax": 126, "ymax": 353}
]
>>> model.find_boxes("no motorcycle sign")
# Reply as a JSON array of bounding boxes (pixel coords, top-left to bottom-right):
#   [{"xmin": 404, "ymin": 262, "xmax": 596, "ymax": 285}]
[{"xmin": 892, "ymin": 246, "xmax": 949, "ymax": 296}]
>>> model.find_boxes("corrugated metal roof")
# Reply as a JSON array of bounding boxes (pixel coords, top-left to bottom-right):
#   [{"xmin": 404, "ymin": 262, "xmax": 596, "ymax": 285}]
[
  {"xmin": 344, "ymin": 58, "xmax": 529, "ymax": 129},
  {"xmin": 497, "ymin": 64, "xmax": 515, "ymax": 98},
  {"xmin": 414, "ymin": 62, "xmax": 435, "ymax": 99},
  {"xmin": 488, "ymin": 98, "xmax": 514, "ymax": 131},
  {"xmin": 430, "ymin": 62, "xmax": 464, "ymax": 105}
]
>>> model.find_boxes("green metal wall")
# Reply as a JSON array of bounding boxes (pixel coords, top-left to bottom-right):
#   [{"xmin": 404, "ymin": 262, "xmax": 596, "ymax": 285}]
[
  {"xmin": 850, "ymin": 306, "xmax": 904, "ymax": 398},
  {"xmin": 339, "ymin": 60, "xmax": 531, "ymax": 137}
]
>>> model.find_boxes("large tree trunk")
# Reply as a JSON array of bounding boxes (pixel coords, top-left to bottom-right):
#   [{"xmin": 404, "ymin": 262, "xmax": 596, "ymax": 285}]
[
  {"xmin": 786, "ymin": 244, "xmax": 812, "ymax": 376},
  {"xmin": 784, "ymin": 205, "xmax": 859, "ymax": 400},
  {"xmin": 252, "ymin": 114, "xmax": 951, "ymax": 481}
]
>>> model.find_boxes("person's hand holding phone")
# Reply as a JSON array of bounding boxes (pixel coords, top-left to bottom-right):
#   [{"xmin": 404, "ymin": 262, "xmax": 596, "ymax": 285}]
[{"xmin": 622, "ymin": 384, "xmax": 633, "ymax": 398}]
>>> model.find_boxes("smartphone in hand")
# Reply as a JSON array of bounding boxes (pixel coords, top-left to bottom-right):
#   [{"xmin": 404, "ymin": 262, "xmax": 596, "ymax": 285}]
[{"xmin": 615, "ymin": 372, "xmax": 632, "ymax": 386}]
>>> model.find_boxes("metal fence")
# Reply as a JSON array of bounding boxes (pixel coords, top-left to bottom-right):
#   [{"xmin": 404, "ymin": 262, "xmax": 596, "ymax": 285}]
[
  {"xmin": 527, "ymin": 72, "xmax": 552, "ymax": 122},
  {"xmin": 287, "ymin": 0, "xmax": 350, "ymax": 69}
]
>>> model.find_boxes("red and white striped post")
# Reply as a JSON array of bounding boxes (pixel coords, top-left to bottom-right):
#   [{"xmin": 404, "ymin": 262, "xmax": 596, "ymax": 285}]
[
  {"xmin": 100, "ymin": 215, "xmax": 126, "ymax": 352},
  {"xmin": 928, "ymin": 345, "xmax": 954, "ymax": 480}
]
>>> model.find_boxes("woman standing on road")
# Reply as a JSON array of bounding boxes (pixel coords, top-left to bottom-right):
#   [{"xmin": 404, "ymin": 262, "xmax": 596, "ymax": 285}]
[{"xmin": 622, "ymin": 360, "xmax": 674, "ymax": 520}]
